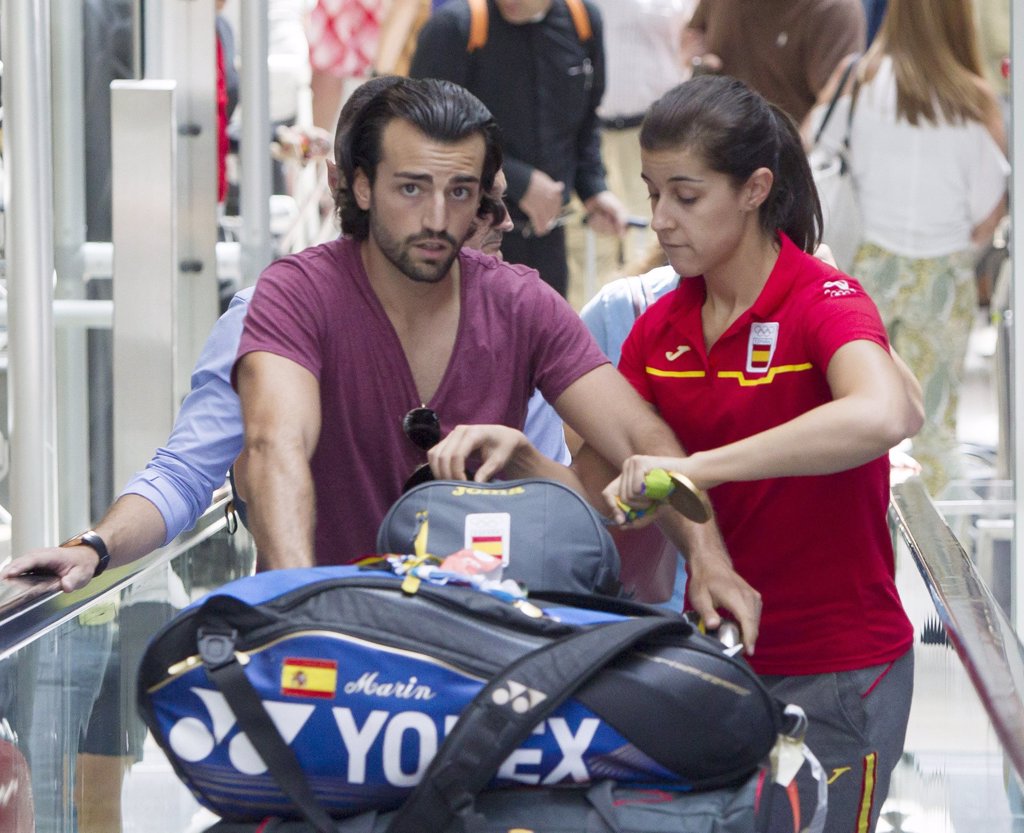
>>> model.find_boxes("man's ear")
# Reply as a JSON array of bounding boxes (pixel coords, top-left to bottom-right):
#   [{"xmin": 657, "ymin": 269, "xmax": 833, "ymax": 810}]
[
  {"xmin": 326, "ymin": 159, "xmax": 340, "ymax": 193},
  {"xmin": 353, "ymin": 168, "xmax": 372, "ymax": 211},
  {"xmin": 743, "ymin": 167, "xmax": 774, "ymax": 211}
]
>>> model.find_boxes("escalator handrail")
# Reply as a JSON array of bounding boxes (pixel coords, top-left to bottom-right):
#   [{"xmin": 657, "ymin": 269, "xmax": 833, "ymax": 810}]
[
  {"xmin": 890, "ymin": 477, "xmax": 1024, "ymax": 782},
  {"xmin": 0, "ymin": 490, "xmax": 233, "ymax": 661}
]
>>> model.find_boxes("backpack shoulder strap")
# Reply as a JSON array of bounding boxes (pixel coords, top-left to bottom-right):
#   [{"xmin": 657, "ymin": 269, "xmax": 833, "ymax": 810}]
[
  {"xmin": 564, "ymin": 0, "xmax": 593, "ymax": 42},
  {"xmin": 626, "ymin": 275, "xmax": 646, "ymax": 320},
  {"xmin": 385, "ymin": 615, "xmax": 694, "ymax": 833},
  {"xmin": 468, "ymin": 0, "xmax": 591, "ymax": 52},
  {"xmin": 466, "ymin": 0, "xmax": 489, "ymax": 52}
]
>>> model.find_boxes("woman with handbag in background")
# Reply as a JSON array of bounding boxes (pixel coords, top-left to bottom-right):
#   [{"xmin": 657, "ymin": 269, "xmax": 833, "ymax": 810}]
[{"xmin": 810, "ymin": 0, "xmax": 1008, "ymax": 495}]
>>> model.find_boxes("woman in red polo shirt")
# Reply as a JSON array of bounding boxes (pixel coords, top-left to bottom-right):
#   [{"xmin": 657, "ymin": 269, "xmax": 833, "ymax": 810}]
[{"xmin": 606, "ymin": 75, "xmax": 922, "ymax": 833}]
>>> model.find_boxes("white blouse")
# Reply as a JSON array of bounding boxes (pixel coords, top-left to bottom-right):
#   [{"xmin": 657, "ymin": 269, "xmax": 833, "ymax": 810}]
[{"xmin": 812, "ymin": 55, "xmax": 1009, "ymax": 259}]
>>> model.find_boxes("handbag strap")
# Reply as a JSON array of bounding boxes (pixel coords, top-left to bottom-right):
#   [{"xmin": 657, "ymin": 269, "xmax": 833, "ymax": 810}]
[
  {"xmin": 626, "ymin": 273, "xmax": 662, "ymax": 321},
  {"xmin": 197, "ymin": 627, "xmax": 341, "ymax": 833},
  {"xmin": 813, "ymin": 54, "xmax": 860, "ymax": 147},
  {"xmin": 843, "ymin": 69, "xmax": 863, "ymax": 152},
  {"xmin": 385, "ymin": 615, "xmax": 694, "ymax": 833}
]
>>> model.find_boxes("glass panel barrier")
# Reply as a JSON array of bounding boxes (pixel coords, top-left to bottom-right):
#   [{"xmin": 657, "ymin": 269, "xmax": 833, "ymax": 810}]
[
  {"xmin": 0, "ymin": 495, "xmax": 255, "ymax": 833},
  {"xmin": 3, "ymin": 479, "xmax": 1024, "ymax": 832},
  {"xmin": 886, "ymin": 477, "xmax": 1024, "ymax": 833}
]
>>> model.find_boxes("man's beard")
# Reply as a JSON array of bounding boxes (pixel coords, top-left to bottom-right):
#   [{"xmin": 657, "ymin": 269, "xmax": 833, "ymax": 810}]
[{"xmin": 370, "ymin": 213, "xmax": 465, "ymax": 284}]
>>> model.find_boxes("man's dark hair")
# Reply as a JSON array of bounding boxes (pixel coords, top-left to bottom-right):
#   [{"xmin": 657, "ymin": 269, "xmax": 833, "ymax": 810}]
[
  {"xmin": 337, "ymin": 77, "xmax": 504, "ymax": 240},
  {"xmin": 331, "ymin": 75, "xmax": 406, "ymax": 214}
]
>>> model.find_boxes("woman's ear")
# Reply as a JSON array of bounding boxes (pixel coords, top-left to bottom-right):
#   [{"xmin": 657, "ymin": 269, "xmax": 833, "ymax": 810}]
[
  {"xmin": 353, "ymin": 168, "xmax": 372, "ymax": 211},
  {"xmin": 743, "ymin": 167, "xmax": 774, "ymax": 211}
]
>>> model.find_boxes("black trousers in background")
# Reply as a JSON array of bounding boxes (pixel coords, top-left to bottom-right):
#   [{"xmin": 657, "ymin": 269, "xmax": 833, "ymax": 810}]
[{"xmin": 500, "ymin": 225, "xmax": 569, "ymax": 298}]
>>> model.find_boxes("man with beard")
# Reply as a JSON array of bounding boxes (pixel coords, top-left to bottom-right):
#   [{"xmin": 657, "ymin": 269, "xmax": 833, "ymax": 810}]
[{"xmin": 232, "ymin": 77, "xmax": 699, "ymax": 572}]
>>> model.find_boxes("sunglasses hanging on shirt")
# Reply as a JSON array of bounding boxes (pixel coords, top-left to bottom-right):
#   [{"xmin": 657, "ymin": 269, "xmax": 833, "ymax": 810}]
[{"xmin": 402, "ymin": 407, "xmax": 441, "ymax": 493}]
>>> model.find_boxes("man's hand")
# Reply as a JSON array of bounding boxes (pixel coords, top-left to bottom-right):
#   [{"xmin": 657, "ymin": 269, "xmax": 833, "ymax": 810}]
[
  {"xmin": 657, "ymin": 511, "xmax": 762, "ymax": 656},
  {"xmin": 0, "ymin": 494, "xmax": 168, "ymax": 593},
  {"xmin": 685, "ymin": 537, "xmax": 762, "ymax": 656},
  {"xmin": 428, "ymin": 424, "xmax": 581, "ymax": 490},
  {"xmin": 519, "ymin": 169, "xmax": 565, "ymax": 236},
  {"xmin": 601, "ymin": 472, "xmax": 659, "ymax": 525},
  {"xmin": 583, "ymin": 191, "xmax": 629, "ymax": 237},
  {"xmin": 1, "ymin": 547, "xmax": 98, "ymax": 593},
  {"xmin": 428, "ymin": 424, "xmax": 533, "ymax": 482}
]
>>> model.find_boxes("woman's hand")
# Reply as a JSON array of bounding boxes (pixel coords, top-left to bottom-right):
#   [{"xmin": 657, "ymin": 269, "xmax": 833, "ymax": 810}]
[{"xmin": 604, "ymin": 454, "xmax": 715, "ymax": 523}]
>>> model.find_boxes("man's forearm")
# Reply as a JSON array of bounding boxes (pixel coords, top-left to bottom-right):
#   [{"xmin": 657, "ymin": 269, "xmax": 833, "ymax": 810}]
[
  {"xmin": 557, "ymin": 366, "xmax": 688, "ymax": 469},
  {"xmin": 243, "ymin": 444, "xmax": 317, "ymax": 570},
  {"xmin": 620, "ymin": 406, "xmax": 689, "ymax": 463},
  {"xmin": 92, "ymin": 494, "xmax": 170, "ymax": 569},
  {"xmin": 656, "ymin": 508, "xmax": 726, "ymax": 566}
]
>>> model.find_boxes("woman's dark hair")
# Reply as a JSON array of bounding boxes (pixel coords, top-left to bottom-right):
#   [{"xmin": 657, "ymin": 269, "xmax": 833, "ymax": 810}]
[
  {"xmin": 640, "ymin": 75, "xmax": 822, "ymax": 253},
  {"xmin": 337, "ymin": 77, "xmax": 504, "ymax": 240}
]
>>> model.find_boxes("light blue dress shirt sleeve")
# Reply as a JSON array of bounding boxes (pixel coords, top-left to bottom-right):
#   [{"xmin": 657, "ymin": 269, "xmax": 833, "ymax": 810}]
[
  {"xmin": 523, "ymin": 390, "xmax": 572, "ymax": 467},
  {"xmin": 579, "ymin": 265, "xmax": 680, "ymax": 365},
  {"xmin": 578, "ymin": 266, "xmax": 686, "ymax": 609},
  {"xmin": 118, "ymin": 288, "xmax": 254, "ymax": 544}
]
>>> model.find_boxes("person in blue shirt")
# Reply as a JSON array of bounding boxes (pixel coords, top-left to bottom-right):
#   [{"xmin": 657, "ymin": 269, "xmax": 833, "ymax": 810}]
[
  {"xmin": 2, "ymin": 85, "xmax": 569, "ymax": 593},
  {"xmin": 577, "ymin": 264, "xmax": 684, "ymax": 607}
]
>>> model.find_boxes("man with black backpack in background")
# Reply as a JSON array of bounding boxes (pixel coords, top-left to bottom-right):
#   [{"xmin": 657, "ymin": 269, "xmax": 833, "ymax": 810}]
[{"xmin": 409, "ymin": 0, "xmax": 629, "ymax": 297}]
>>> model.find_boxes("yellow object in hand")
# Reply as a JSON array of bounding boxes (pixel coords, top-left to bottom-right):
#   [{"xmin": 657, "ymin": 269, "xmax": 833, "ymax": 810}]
[
  {"xmin": 642, "ymin": 468, "xmax": 674, "ymax": 501},
  {"xmin": 615, "ymin": 468, "xmax": 713, "ymax": 525}
]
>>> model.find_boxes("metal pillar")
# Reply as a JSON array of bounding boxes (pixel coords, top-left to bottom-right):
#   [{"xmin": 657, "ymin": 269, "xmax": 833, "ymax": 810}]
[
  {"xmin": 110, "ymin": 81, "xmax": 179, "ymax": 492},
  {"xmin": 51, "ymin": 0, "xmax": 92, "ymax": 535},
  {"xmin": 2, "ymin": 0, "xmax": 61, "ymax": 553},
  {"xmin": 1011, "ymin": 2, "xmax": 1024, "ymax": 636},
  {"xmin": 240, "ymin": 0, "xmax": 274, "ymax": 286},
  {"xmin": 143, "ymin": 0, "xmax": 219, "ymax": 405}
]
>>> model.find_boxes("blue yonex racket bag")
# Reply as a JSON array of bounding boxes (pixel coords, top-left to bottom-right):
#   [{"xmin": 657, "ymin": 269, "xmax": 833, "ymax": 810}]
[{"xmin": 137, "ymin": 566, "xmax": 787, "ymax": 824}]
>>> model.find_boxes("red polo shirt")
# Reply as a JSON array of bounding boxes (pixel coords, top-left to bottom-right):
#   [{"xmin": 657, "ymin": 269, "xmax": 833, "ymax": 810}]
[{"xmin": 619, "ymin": 234, "xmax": 912, "ymax": 675}]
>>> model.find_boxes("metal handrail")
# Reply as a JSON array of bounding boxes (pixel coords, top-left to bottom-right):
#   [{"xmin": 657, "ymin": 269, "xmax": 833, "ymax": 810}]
[
  {"xmin": 890, "ymin": 476, "xmax": 1024, "ymax": 785},
  {"xmin": 0, "ymin": 488, "xmax": 234, "ymax": 661}
]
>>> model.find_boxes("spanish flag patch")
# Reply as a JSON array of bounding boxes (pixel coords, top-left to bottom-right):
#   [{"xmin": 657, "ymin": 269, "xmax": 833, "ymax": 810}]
[
  {"xmin": 746, "ymin": 322, "xmax": 779, "ymax": 374},
  {"xmin": 470, "ymin": 535, "xmax": 503, "ymax": 557},
  {"xmin": 281, "ymin": 657, "xmax": 338, "ymax": 699}
]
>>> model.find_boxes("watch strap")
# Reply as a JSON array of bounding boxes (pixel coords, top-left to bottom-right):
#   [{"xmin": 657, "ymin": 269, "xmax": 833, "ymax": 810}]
[{"xmin": 61, "ymin": 530, "xmax": 111, "ymax": 577}]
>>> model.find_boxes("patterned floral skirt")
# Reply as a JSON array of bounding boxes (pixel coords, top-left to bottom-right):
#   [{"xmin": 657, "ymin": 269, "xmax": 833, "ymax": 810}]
[
  {"xmin": 852, "ymin": 242, "xmax": 977, "ymax": 496},
  {"xmin": 307, "ymin": 0, "xmax": 382, "ymax": 77}
]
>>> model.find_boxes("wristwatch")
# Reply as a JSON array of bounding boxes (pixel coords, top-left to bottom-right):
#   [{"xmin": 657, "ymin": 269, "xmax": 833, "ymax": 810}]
[{"xmin": 60, "ymin": 530, "xmax": 111, "ymax": 577}]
